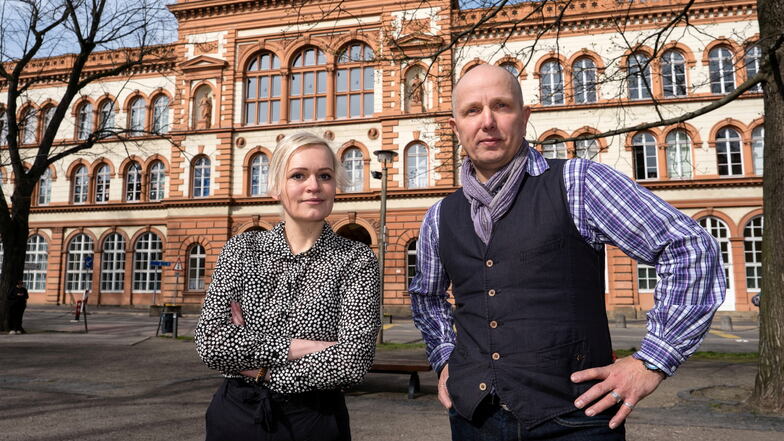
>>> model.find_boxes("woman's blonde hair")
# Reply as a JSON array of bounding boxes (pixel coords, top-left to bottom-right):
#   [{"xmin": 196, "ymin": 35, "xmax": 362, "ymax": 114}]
[{"xmin": 267, "ymin": 131, "xmax": 348, "ymax": 197}]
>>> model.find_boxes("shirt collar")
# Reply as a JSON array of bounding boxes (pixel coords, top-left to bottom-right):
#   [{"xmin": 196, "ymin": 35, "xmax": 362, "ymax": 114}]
[
  {"xmin": 525, "ymin": 145, "xmax": 550, "ymax": 177},
  {"xmin": 271, "ymin": 221, "xmax": 336, "ymax": 258}
]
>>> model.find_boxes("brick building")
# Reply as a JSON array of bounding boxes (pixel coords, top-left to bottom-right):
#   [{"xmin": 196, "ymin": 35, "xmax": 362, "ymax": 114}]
[{"xmin": 4, "ymin": 0, "xmax": 764, "ymax": 315}]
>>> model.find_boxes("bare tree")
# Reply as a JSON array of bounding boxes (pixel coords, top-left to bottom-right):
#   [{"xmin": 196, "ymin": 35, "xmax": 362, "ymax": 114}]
[{"xmin": 0, "ymin": 0, "xmax": 174, "ymax": 330}]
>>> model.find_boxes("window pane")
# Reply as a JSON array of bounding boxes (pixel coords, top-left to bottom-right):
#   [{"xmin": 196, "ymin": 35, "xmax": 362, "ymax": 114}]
[
  {"xmin": 246, "ymin": 103, "xmax": 256, "ymax": 124},
  {"xmin": 247, "ymin": 77, "xmax": 257, "ymax": 98},
  {"xmin": 271, "ymin": 101, "xmax": 280, "ymax": 121},
  {"xmin": 304, "ymin": 72, "xmax": 315, "ymax": 95},
  {"xmin": 259, "ymin": 77, "xmax": 269, "ymax": 98},
  {"xmin": 258, "ymin": 102, "xmax": 268, "ymax": 124},
  {"xmin": 336, "ymin": 70, "xmax": 347, "ymax": 93},
  {"xmin": 303, "ymin": 98, "xmax": 314, "ymax": 120},
  {"xmin": 317, "ymin": 97, "xmax": 326, "ymax": 120},
  {"xmin": 364, "ymin": 93, "xmax": 374, "ymax": 116},
  {"xmin": 350, "ymin": 94, "xmax": 360, "ymax": 117},
  {"xmin": 350, "ymin": 68, "xmax": 361, "ymax": 91},
  {"xmin": 290, "ymin": 74, "xmax": 301, "ymax": 96},
  {"xmin": 271, "ymin": 76, "xmax": 281, "ymax": 97},
  {"xmin": 317, "ymin": 71, "xmax": 327, "ymax": 93},
  {"xmin": 290, "ymin": 99, "xmax": 301, "ymax": 121},
  {"xmin": 364, "ymin": 67, "xmax": 374, "ymax": 90},
  {"xmin": 336, "ymin": 95, "xmax": 347, "ymax": 118}
]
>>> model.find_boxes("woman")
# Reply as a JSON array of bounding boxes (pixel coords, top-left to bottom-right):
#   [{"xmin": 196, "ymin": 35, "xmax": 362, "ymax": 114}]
[{"xmin": 195, "ymin": 132, "xmax": 381, "ymax": 441}]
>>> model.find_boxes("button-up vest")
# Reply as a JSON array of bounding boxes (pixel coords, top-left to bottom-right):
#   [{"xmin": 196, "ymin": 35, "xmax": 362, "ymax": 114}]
[{"xmin": 439, "ymin": 159, "xmax": 613, "ymax": 428}]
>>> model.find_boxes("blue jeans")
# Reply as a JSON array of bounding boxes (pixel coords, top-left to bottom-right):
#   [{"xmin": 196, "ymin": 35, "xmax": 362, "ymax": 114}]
[{"xmin": 448, "ymin": 398, "xmax": 625, "ymax": 441}]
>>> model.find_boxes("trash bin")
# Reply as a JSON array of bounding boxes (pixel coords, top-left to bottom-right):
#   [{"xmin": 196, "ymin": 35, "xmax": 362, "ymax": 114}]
[{"xmin": 162, "ymin": 312, "xmax": 175, "ymax": 334}]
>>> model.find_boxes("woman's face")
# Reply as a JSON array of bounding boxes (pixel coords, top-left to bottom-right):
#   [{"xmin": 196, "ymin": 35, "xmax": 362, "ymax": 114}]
[{"xmin": 275, "ymin": 144, "xmax": 337, "ymax": 225}]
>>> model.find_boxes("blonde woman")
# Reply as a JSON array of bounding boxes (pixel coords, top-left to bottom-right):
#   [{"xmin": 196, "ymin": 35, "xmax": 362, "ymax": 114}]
[{"xmin": 196, "ymin": 132, "xmax": 381, "ymax": 441}]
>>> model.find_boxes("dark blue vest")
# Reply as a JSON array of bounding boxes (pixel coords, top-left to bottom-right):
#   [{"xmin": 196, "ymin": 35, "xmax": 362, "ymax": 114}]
[{"xmin": 439, "ymin": 159, "xmax": 612, "ymax": 428}]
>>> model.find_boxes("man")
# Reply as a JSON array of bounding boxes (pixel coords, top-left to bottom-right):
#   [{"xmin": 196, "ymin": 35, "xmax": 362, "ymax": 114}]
[
  {"xmin": 8, "ymin": 280, "xmax": 29, "ymax": 334},
  {"xmin": 409, "ymin": 64, "xmax": 725, "ymax": 440}
]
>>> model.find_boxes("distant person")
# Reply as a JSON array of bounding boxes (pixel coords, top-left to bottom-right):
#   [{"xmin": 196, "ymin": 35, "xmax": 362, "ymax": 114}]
[
  {"xmin": 195, "ymin": 132, "xmax": 381, "ymax": 441},
  {"xmin": 409, "ymin": 65, "xmax": 726, "ymax": 440},
  {"xmin": 8, "ymin": 280, "xmax": 29, "ymax": 334}
]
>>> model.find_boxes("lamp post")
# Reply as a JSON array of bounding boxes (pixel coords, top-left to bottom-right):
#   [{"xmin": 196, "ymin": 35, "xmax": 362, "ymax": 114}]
[{"xmin": 372, "ymin": 149, "xmax": 398, "ymax": 344}]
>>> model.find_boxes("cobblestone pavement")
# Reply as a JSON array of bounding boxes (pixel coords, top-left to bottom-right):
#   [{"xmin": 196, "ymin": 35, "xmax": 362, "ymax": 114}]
[{"xmin": 0, "ymin": 306, "xmax": 781, "ymax": 441}]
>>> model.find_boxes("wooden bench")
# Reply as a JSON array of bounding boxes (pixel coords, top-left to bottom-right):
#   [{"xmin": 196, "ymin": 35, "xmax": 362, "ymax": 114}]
[{"xmin": 369, "ymin": 360, "xmax": 432, "ymax": 399}]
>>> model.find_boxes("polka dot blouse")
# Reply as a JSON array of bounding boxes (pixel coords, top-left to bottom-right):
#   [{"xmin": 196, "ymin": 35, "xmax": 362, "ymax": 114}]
[{"xmin": 195, "ymin": 222, "xmax": 381, "ymax": 394}]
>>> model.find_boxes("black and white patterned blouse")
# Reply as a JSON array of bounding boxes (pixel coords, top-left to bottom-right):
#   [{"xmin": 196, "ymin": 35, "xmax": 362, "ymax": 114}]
[{"xmin": 195, "ymin": 222, "xmax": 381, "ymax": 394}]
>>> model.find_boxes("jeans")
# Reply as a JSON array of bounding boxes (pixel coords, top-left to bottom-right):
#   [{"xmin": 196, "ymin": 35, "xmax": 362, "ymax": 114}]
[{"xmin": 449, "ymin": 396, "xmax": 625, "ymax": 441}]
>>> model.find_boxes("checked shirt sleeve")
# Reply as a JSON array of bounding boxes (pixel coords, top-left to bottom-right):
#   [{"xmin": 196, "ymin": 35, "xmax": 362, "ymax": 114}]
[
  {"xmin": 408, "ymin": 202, "xmax": 456, "ymax": 375},
  {"xmin": 565, "ymin": 159, "xmax": 726, "ymax": 376},
  {"xmin": 194, "ymin": 235, "xmax": 291, "ymax": 374}
]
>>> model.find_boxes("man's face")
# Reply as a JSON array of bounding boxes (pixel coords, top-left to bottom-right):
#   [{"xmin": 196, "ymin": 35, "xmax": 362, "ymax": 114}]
[{"xmin": 449, "ymin": 65, "xmax": 531, "ymax": 182}]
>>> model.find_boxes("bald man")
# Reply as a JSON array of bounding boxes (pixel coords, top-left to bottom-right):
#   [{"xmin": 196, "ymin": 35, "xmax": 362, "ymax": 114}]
[{"xmin": 409, "ymin": 65, "xmax": 725, "ymax": 440}]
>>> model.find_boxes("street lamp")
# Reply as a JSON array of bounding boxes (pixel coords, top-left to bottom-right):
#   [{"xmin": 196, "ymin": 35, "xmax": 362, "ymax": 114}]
[{"xmin": 373, "ymin": 149, "xmax": 398, "ymax": 344}]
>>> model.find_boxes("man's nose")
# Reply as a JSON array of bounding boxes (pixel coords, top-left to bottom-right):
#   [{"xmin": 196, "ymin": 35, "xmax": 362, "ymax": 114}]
[{"xmin": 480, "ymin": 107, "xmax": 496, "ymax": 130}]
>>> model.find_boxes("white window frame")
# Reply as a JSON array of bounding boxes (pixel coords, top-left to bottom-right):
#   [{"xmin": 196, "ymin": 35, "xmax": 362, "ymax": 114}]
[
  {"xmin": 716, "ymin": 128, "xmax": 743, "ymax": 176},
  {"xmin": 193, "ymin": 156, "xmax": 211, "ymax": 198},
  {"xmin": 133, "ymin": 232, "xmax": 163, "ymax": 292},
  {"xmin": 661, "ymin": 50, "xmax": 687, "ymax": 97},
  {"xmin": 188, "ymin": 244, "xmax": 206, "ymax": 291},
  {"xmin": 66, "ymin": 234, "xmax": 94, "ymax": 292},
  {"xmin": 665, "ymin": 130, "xmax": 692, "ymax": 179},
  {"xmin": 406, "ymin": 143, "xmax": 428, "ymax": 189},
  {"xmin": 744, "ymin": 216, "xmax": 763, "ymax": 291},
  {"xmin": 709, "ymin": 47, "xmax": 736, "ymax": 94},
  {"xmin": 24, "ymin": 235, "xmax": 48, "ymax": 292},
  {"xmin": 101, "ymin": 233, "xmax": 126, "ymax": 292}
]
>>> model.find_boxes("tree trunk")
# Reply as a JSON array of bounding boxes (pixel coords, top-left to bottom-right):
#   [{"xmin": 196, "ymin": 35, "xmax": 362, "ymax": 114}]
[
  {"xmin": 750, "ymin": 0, "xmax": 784, "ymax": 414},
  {"xmin": 0, "ymin": 227, "xmax": 30, "ymax": 332}
]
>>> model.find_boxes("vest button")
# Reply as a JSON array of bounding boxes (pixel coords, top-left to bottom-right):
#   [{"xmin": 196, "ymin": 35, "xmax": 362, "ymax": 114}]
[
  {"xmin": 485, "ymin": 259, "xmax": 494, "ymax": 268},
  {"xmin": 492, "ymin": 352, "xmax": 501, "ymax": 360},
  {"xmin": 489, "ymin": 320, "xmax": 498, "ymax": 328},
  {"xmin": 488, "ymin": 289, "xmax": 496, "ymax": 296},
  {"xmin": 479, "ymin": 382, "xmax": 487, "ymax": 391}
]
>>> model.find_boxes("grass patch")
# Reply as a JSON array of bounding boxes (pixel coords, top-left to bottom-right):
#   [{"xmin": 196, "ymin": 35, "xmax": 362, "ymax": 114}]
[
  {"xmin": 376, "ymin": 342, "xmax": 426, "ymax": 351},
  {"xmin": 614, "ymin": 348, "xmax": 758, "ymax": 363}
]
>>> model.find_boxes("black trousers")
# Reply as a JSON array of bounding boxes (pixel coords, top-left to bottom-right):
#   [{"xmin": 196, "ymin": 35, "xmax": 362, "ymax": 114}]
[
  {"xmin": 206, "ymin": 378, "xmax": 351, "ymax": 441},
  {"xmin": 9, "ymin": 301, "xmax": 26, "ymax": 332}
]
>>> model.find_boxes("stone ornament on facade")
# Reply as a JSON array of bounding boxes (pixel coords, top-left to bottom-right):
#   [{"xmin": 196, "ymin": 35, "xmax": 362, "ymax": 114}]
[{"xmin": 198, "ymin": 94, "xmax": 212, "ymax": 129}]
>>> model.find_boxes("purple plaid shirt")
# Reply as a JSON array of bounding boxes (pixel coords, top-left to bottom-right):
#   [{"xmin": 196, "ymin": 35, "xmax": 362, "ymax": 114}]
[{"xmin": 409, "ymin": 147, "xmax": 725, "ymax": 377}]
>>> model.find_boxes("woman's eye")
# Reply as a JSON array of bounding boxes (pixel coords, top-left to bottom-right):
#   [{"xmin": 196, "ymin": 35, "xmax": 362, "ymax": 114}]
[
  {"xmin": 319, "ymin": 173, "xmax": 333, "ymax": 181},
  {"xmin": 289, "ymin": 173, "xmax": 305, "ymax": 180}
]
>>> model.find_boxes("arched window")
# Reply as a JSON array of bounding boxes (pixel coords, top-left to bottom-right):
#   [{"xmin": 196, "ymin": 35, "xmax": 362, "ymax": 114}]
[
  {"xmin": 709, "ymin": 47, "xmax": 735, "ymax": 94},
  {"xmin": 632, "ymin": 132, "xmax": 658, "ymax": 180},
  {"xmin": 125, "ymin": 162, "xmax": 142, "ymax": 202},
  {"xmin": 94, "ymin": 164, "xmax": 111, "ymax": 203},
  {"xmin": 572, "ymin": 57, "xmax": 597, "ymax": 104},
  {"xmin": 406, "ymin": 143, "xmax": 428, "ymax": 189},
  {"xmin": 540, "ymin": 61, "xmax": 564, "ymax": 105},
  {"xmin": 148, "ymin": 160, "xmax": 166, "ymax": 201},
  {"xmin": 133, "ymin": 232, "xmax": 163, "ymax": 292},
  {"xmin": 745, "ymin": 45, "xmax": 762, "ymax": 93},
  {"xmin": 500, "ymin": 61, "xmax": 519, "ymax": 78},
  {"xmin": 661, "ymin": 50, "xmax": 687, "ymax": 97},
  {"xmin": 250, "ymin": 153, "xmax": 270, "ymax": 196},
  {"xmin": 628, "ymin": 53, "xmax": 652, "ymax": 100},
  {"xmin": 542, "ymin": 137, "xmax": 567, "ymax": 159},
  {"xmin": 715, "ymin": 127, "xmax": 743, "ymax": 176},
  {"xmin": 744, "ymin": 216, "xmax": 763, "ymax": 291},
  {"xmin": 289, "ymin": 47, "xmax": 327, "ymax": 122},
  {"xmin": 66, "ymin": 234, "xmax": 93, "ymax": 292},
  {"xmin": 101, "ymin": 233, "xmax": 125, "ymax": 292},
  {"xmin": 41, "ymin": 106, "xmax": 56, "ymax": 141},
  {"xmin": 21, "ymin": 107, "xmax": 38, "ymax": 144},
  {"xmin": 751, "ymin": 126, "xmax": 764, "ymax": 176},
  {"xmin": 37, "ymin": 168, "xmax": 52, "ymax": 206},
  {"xmin": 98, "ymin": 100, "xmax": 116, "ymax": 132},
  {"xmin": 342, "ymin": 148, "xmax": 364, "ymax": 192},
  {"xmin": 245, "ymin": 52, "xmax": 281, "ymax": 125},
  {"xmin": 152, "ymin": 95, "xmax": 170, "ymax": 134},
  {"xmin": 575, "ymin": 138, "xmax": 599, "ymax": 159},
  {"xmin": 699, "ymin": 217, "xmax": 732, "ymax": 290},
  {"xmin": 129, "ymin": 97, "xmax": 146, "ymax": 136},
  {"xmin": 188, "ymin": 244, "xmax": 206, "ymax": 291},
  {"xmin": 72, "ymin": 165, "xmax": 89, "ymax": 204},
  {"xmin": 24, "ymin": 234, "xmax": 48, "ymax": 292},
  {"xmin": 406, "ymin": 239, "xmax": 418, "ymax": 290},
  {"xmin": 665, "ymin": 130, "xmax": 692, "ymax": 179},
  {"xmin": 77, "ymin": 102, "xmax": 93, "ymax": 140},
  {"xmin": 336, "ymin": 42, "xmax": 375, "ymax": 118},
  {"xmin": 193, "ymin": 156, "xmax": 211, "ymax": 198}
]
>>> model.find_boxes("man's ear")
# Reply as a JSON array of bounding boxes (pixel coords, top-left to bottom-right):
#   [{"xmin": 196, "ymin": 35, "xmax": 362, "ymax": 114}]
[
  {"xmin": 449, "ymin": 117, "xmax": 460, "ymax": 144},
  {"xmin": 520, "ymin": 106, "xmax": 532, "ymax": 136}
]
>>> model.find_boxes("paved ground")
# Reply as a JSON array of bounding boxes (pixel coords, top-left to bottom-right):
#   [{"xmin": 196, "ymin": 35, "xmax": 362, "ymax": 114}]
[{"xmin": 0, "ymin": 306, "xmax": 782, "ymax": 441}]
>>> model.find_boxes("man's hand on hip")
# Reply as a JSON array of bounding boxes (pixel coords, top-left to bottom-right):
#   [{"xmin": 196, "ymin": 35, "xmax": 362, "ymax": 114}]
[
  {"xmin": 571, "ymin": 356, "xmax": 665, "ymax": 429},
  {"xmin": 438, "ymin": 364, "xmax": 452, "ymax": 409}
]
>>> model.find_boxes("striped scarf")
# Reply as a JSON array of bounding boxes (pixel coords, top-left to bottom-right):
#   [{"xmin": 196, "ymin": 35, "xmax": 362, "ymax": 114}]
[{"xmin": 460, "ymin": 142, "xmax": 529, "ymax": 245}]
